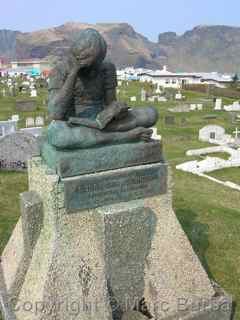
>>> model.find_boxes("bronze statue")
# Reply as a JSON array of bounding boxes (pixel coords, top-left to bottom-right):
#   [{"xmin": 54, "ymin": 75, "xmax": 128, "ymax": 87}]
[{"xmin": 47, "ymin": 28, "xmax": 159, "ymax": 149}]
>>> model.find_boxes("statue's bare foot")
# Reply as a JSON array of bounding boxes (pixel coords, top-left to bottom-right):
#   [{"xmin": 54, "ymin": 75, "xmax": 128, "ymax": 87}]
[{"xmin": 130, "ymin": 127, "xmax": 153, "ymax": 142}]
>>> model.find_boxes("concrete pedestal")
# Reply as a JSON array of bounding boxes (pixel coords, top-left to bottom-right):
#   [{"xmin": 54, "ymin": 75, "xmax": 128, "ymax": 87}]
[{"xmin": 1, "ymin": 157, "xmax": 232, "ymax": 320}]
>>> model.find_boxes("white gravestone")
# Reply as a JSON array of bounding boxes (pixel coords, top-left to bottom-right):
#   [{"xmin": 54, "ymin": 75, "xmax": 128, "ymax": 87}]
[
  {"xmin": 130, "ymin": 96, "xmax": 137, "ymax": 102},
  {"xmin": 158, "ymin": 96, "xmax": 167, "ymax": 102},
  {"xmin": 151, "ymin": 127, "xmax": 161, "ymax": 140},
  {"xmin": 156, "ymin": 85, "xmax": 161, "ymax": 94},
  {"xmin": 30, "ymin": 89, "xmax": 37, "ymax": 97},
  {"xmin": 141, "ymin": 89, "xmax": 146, "ymax": 102},
  {"xmin": 11, "ymin": 115, "xmax": 19, "ymax": 122},
  {"xmin": 35, "ymin": 116, "xmax": 44, "ymax": 127},
  {"xmin": 175, "ymin": 92, "xmax": 182, "ymax": 100},
  {"xmin": 215, "ymin": 98, "xmax": 222, "ymax": 110},
  {"xmin": 26, "ymin": 117, "xmax": 35, "ymax": 128},
  {"xmin": 233, "ymin": 128, "xmax": 240, "ymax": 139}
]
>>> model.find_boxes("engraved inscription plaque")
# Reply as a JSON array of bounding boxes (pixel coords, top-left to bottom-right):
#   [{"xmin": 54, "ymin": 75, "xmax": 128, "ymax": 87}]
[{"xmin": 63, "ymin": 163, "xmax": 167, "ymax": 212}]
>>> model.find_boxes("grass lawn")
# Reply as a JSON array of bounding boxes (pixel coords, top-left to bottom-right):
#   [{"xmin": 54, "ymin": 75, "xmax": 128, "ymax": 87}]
[
  {"xmin": 0, "ymin": 80, "xmax": 240, "ymax": 319},
  {"xmin": 205, "ymin": 152, "xmax": 231, "ymax": 160},
  {"xmin": 208, "ymin": 167, "xmax": 240, "ymax": 185}
]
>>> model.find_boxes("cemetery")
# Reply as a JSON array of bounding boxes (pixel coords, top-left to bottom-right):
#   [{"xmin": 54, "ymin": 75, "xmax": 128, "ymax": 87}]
[
  {"xmin": 177, "ymin": 125, "xmax": 240, "ymax": 191},
  {"xmin": 0, "ymin": 58, "xmax": 240, "ymax": 319}
]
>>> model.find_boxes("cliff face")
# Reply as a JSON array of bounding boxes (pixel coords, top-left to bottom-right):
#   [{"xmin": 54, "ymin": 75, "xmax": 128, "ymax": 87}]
[
  {"xmin": 1, "ymin": 23, "xmax": 240, "ymax": 72},
  {"xmin": 157, "ymin": 25, "xmax": 240, "ymax": 73},
  {"xmin": 0, "ymin": 30, "xmax": 19, "ymax": 60}
]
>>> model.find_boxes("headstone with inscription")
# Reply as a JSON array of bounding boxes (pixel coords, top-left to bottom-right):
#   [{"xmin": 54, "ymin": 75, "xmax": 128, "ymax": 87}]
[
  {"xmin": 0, "ymin": 132, "xmax": 39, "ymax": 171},
  {"xmin": 165, "ymin": 115, "xmax": 175, "ymax": 125},
  {"xmin": 1, "ymin": 28, "xmax": 232, "ymax": 320}
]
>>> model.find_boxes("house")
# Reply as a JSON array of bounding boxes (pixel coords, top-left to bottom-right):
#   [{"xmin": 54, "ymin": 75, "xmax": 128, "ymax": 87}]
[
  {"xmin": 138, "ymin": 66, "xmax": 202, "ymax": 88},
  {"xmin": 9, "ymin": 59, "xmax": 50, "ymax": 76},
  {"xmin": 117, "ymin": 66, "xmax": 237, "ymax": 89}
]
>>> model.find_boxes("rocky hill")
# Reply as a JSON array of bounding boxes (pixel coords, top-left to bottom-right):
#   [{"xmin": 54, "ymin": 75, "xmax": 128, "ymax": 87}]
[
  {"xmin": 1, "ymin": 23, "xmax": 240, "ymax": 72},
  {"xmin": 158, "ymin": 25, "xmax": 240, "ymax": 73}
]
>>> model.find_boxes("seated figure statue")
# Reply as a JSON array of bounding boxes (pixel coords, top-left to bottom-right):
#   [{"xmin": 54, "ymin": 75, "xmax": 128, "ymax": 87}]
[{"xmin": 47, "ymin": 28, "xmax": 159, "ymax": 149}]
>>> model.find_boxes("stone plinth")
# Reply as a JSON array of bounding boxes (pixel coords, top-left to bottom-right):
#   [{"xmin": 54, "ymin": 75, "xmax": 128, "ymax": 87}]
[
  {"xmin": 1, "ymin": 155, "xmax": 232, "ymax": 320},
  {"xmin": 40, "ymin": 140, "xmax": 164, "ymax": 178}
]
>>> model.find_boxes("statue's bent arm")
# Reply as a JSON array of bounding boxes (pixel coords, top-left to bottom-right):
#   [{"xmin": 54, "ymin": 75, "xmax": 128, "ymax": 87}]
[{"xmin": 49, "ymin": 68, "xmax": 79, "ymax": 120}]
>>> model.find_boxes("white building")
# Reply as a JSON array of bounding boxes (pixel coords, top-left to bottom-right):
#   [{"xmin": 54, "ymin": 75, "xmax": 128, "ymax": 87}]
[
  {"xmin": 138, "ymin": 66, "xmax": 202, "ymax": 88},
  {"xmin": 117, "ymin": 66, "xmax": 237, "ymax": 89}
]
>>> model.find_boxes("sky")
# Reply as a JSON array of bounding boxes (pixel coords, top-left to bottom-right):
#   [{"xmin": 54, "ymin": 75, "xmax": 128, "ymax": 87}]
[{"xmin": 2, "ymin": 0, "xmax": 240, "ymax": 41}]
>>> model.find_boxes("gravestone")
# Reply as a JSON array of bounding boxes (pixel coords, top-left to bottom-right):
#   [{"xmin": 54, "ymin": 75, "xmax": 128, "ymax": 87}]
[
  {"xmin": 0, "ymin": 120, "xmax": 18, "ymax": 137},
  {"xmin": 26, "ymin": 117, "xmax": 35, "ymax": 127},
  {"xmin": 0, "ymin": 132, "xmax": 39, "ymax": 171},
  {"xmin": 199, "ymin": 125, "xmax": 226, "ymax": 142},
  {"xmin": 168, "ymin": 105, "xmax": 191, "ymax": 112},
  {"xmin": 11, "ymin": 115, "xmax": 20, "ymax": 122},
  {"xmin": 215, "ymin": 98, "xmax": 222, "ymax": 110},
  {"xmin": 180, "ymin": 117, "xmax": 188, "ymax": 126},
  {"xmin": 158, "ymin": 96, "xmax": 167, "ymax": 102},
  {"xmin": 141, "ymin": 88, "xmax": 146, "ymax": 102},
  {"xmin": 203, "ymin": 114, "xmax": 217, "ymax": 120},
  {"xmin": 151, "ymin": 127, "xmax": 161, "ymax": 140},
  {"xmin": 190, "ymin": 104, "xmax": 196, "ymax": 111},
  {"xmin": 165, "ymin": 115, "xmax": 175, "ymax": 125},
  {"xmin": 175, "ymin": 92, "xmax": 182, "ymax": 100},
  {"xmin": 35, "ymin": 116, "xmax": 44, "ymax": 126},
  {"xmin": 130, "ymin": 96, "xmax": 137, "ymax": 102},
  {"xmin": 16, "ymin": 100, "xmax": 37, "ymax": 112},
  {"xmin": 30, "ymin": 89, "xmax": 37, "ymax": 97},
  {"xmin": 155, "ymin": 85, "xmax": 161, "ymax": 94}
]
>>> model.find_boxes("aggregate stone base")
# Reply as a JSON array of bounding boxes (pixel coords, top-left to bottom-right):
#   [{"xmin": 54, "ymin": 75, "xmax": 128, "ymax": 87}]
[{"xmin": 1, "ymin": 157, "xmax": 232, "ymax": 320}]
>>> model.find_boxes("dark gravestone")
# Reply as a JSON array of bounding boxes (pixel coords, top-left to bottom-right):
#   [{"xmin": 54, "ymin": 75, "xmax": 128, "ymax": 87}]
[
  {"xmin": 180, "ymin": 117, "xmax": 188, "ymax": 126},
  {"xmin": 0, "ymin": 132, "xmax": 39, "ymax": 171},
  {"xmin": 203, "ymin": 114, "xmax": 217, "ymax": 120},
  {"xmin": 165, "ymin": 116, "xmax": 175, "ymax": 125},
  {"xmin": 16, "ymin": 100, "xmax": 37, "ymax": 112}
]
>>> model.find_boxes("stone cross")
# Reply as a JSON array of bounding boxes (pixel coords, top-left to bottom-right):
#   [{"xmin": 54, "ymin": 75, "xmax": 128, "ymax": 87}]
[
  {"xmin": 35, "ymin": 116, "xmax": 45, "ymax": 126},
  {"xmin": 233, "ymin": 128, "xmax": 240, "ymax": 139}
]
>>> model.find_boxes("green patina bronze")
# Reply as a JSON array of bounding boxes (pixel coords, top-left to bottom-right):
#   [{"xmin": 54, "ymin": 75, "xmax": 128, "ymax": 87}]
[
  {"xmin": 44, "ymin": 28, "xmax": 159, "ymax": 151},
  {"xmin": 41, "ymin": 140, "xmax": 164, "ymax": 178}
]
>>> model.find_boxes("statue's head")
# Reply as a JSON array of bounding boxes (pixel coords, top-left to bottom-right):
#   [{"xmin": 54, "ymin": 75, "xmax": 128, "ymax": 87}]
[{"xmin": 69, "ymin": 28, "xmax": 107, "ymax": 69}]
